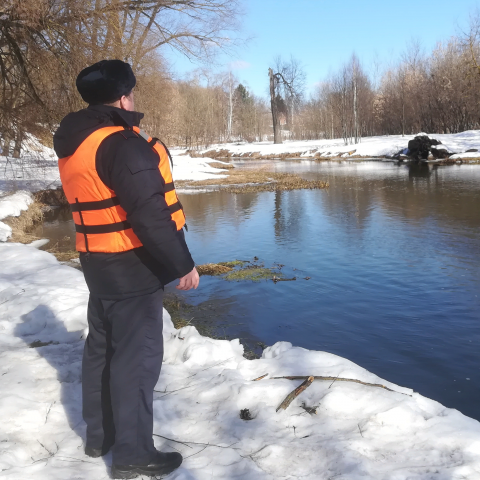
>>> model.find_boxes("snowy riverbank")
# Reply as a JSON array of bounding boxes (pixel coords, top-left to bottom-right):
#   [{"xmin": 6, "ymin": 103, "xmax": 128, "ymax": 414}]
[
  {"xmin": 1, "ymin": 241, "xmax": 480, "ymax": 479},
  {"xmin": 0, "ymin": 152, "xmax": 227, "ymax": 196},
  {"xmin": 2, "ymin": 130, "xmax": 480, "ymax": 196},
  {"xmin": 0, "ymin": 131, "xmax": 227, "ymax": 195},
  {"xmin": 185, "ymin": 130, "xmax": 480, "ymax": 161}
]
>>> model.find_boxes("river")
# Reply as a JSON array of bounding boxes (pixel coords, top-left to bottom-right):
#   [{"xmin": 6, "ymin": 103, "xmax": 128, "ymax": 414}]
[{"xmin": 36, "ymin": 160, "xmax": 480, "ymax": 421}]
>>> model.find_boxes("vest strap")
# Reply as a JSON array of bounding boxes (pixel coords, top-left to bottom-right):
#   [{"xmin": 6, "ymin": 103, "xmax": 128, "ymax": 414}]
[
  {"xmin": 164, "ymin": 182, "xmax": 175, "ymax": 193},
  {"xmin": 70, "ymin": 197, "xmax": 120, "ymax": 212},
  {"xmin": 75, "ymin": 197, "xmax": 90, "ymax": 252},
  {"xmin": 157, "ymin": 138, "xmax": 174, "ymax": 169},
  {"xmin": 75, "ymin": 221, "xmax": 132, "ymax": 235},
  {"xmin": 169, "ymin": 202, "xmax": 182, "ymax": 214}
]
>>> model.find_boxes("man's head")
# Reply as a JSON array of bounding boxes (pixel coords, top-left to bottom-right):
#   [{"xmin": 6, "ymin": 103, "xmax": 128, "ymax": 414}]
[{"xmin": 76, "ymin": 60, "xmax": 136, "ymax": 110}]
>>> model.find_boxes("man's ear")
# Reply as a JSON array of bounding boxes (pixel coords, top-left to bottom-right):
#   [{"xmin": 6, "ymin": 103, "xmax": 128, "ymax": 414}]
[
  {"xmin": 119, "ymin": 92, "xmax": 134, "ymax": 111},
  {"xmin": 119, "ymin": 95, "xmax": 128, "ymax": 110}
]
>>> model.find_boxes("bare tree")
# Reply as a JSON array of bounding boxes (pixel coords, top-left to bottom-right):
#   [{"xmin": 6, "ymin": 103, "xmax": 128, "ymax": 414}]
[
  {"xmin": 461, "ymin": 9, "xmax": 480, "ymax": 77},
  {"xmin": 268, "ymin": 56, "xmax": 305, "ymax": 144},
  {"xmin": 0, "ymin": 0, "xmax": 243, "ymax": 150}
]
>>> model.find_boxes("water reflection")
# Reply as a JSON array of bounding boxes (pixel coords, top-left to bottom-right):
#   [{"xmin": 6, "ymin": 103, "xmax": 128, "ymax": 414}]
[
  {"xmin": 273, "ymin": 190, "xmax": 305, "ymax": 245},
  {"xmin": 408, "ymin": 162, "xmax": 433, "ymax": 178},
  {"xmin": 33, "ymin": 207, "xmax": 76, "ymax": 248},
  {"xmin": 179, "ymin": 161, "xmax": 480, "ymax": 421}
]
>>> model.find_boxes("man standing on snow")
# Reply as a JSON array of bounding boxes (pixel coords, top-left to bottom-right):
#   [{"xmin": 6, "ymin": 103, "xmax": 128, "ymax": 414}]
[{"xmin": 53, "ymin": 60, "xmax": 199, "ymax": 479}]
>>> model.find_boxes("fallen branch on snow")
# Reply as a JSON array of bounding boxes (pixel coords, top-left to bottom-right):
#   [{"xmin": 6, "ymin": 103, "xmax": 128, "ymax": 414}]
[
  {"xmin": 276, "ymin": 376, "xmax": 314, "ymax": 412},
  {"xmin": 271, "ymin": 376, "xmax": 411, "ymax": 396}
]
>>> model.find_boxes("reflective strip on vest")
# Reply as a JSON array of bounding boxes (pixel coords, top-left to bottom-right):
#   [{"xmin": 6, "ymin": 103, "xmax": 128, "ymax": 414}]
[{"xmin": 58, "ymin": 126, "xmax": 186, "ymax": 253}]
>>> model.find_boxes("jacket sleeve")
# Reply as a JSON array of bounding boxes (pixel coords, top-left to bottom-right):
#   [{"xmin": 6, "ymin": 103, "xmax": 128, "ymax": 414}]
[{"xmin": 96, "ymin": 133, "xmax": 195, "ymax": 279}]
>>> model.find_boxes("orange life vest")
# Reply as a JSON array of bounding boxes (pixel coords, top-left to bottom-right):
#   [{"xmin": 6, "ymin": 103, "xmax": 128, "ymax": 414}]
[{"xmin": 58, "ymin": 126, "xmax": 186, "ymax": 253}]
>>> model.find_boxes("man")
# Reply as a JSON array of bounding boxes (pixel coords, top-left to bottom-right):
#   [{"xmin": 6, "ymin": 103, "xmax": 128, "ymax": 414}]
[{"xmin": 53, "ymin": 59, "xmax": 199, "ymax": 479}]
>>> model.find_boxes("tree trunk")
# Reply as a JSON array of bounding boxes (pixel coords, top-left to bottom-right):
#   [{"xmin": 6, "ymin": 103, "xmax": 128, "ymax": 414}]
[
  {"xmin": 12, "ymin": 130, "xmax": 23, "ymax": 158},
  {"xmin": 2, "ymin": 134, "xmax": 11, "ymax": 157},
  {"xmin": 227, "ymin": 71, "xmax": 233, "ymax": 140},
  {"xmin": 269, "ymin": 68, "xmax": 282, "ymax": 144},
  {"xmin": 353, "ymin": 70, "xmax": 359, "ymax": 144}
]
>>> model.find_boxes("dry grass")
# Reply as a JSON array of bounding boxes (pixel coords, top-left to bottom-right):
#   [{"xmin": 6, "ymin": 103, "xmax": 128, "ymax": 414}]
[
  {"xmin": 34, "ymin": 188, "xmax": 69, "ymax": 207},
  {"xmin": 3, "ymin": 200, "xmax": 44, "ymax": 243},
  {"xmin": 163, "ymin": 293, "xmax": 215, "ymax": 337},
  {"xmin": 196, "ymin": 263, "xmax": 234, "ymax": 276},
  {"xmin": 177, "ymin": 168, "xmax": 329, "ymax": 193},
  {"xmin": 224, "ymin": 266, "xmax": 282, "ymax": 282},
  {"xmin": 46, "ymin": 248, "xmax": 79, "ymax": 262},
  {"xmin": 44, "ymin": 235, "xmax": 79, "ymax": 261},
  {"xmin": 218, "ymin": 260, "xmax": 247, "ymax": 268},
  {"xmin": 196, "ymin": 259, "xmax": 282, "ymax": 282},
  {"xmin": 207, "ymin": 161, "xmax": 235, "ymax": 170}
]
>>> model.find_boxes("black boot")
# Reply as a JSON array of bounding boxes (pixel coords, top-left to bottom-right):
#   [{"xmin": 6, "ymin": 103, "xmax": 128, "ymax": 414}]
[
  {"xmin": 111, "ymin": 451, "xmax": 183, "ymax": 479},
  {"xmin": 85, "ymin": 445, "xmax": 110, "ymax": 458}
]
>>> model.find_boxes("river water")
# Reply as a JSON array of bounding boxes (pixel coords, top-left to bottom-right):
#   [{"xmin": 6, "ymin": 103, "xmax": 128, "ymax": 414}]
[{"xmin": 38, "ymin": 160, "xmax": 480, "ymax": 421}]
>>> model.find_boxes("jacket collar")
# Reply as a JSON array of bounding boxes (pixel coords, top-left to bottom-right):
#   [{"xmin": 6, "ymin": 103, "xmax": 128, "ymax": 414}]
[
  {"xmin": 87, "ymin": 105, "xmax": 144, "ymax": 128},
  {"xmin": 53, "ymin": 105, "xmax": 146, "ymax": 159}
]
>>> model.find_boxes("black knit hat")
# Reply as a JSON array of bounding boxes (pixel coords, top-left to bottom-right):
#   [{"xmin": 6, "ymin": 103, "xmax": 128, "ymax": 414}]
[{"xmin": 76, "ymin": 60, "xmax": 136, "ymax": 105}]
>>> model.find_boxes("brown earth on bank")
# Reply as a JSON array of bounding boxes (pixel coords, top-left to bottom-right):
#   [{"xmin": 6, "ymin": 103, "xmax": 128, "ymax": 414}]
[
  {"xmin": 176, "ymin": 168, "xmax": 329, "ymax": 193},
  {"xmin": 189, "ymin": 149, "xmax": 317, "ymax": 160},
  {"xmin": 2, "ymin": 200, "xmax": 44, "ymax": 243},
  {"xmin": 35, "ymin": 187, "xmax": 68, "ymax": 207},
  {"xmin": 186, "ymin": 148, "xmax": 378, "ymax": 161},
  {"xmin": 435, "ymin": 157, "xmax": 480, "ymax": 165},
  {"xmin": 185, "ymin": 147, "xmax": 480, "ymax": 163}
]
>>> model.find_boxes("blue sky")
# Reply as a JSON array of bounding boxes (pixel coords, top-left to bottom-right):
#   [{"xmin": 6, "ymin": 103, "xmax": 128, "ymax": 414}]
[{"xmin": 164, "ymin": 0, "xmax": 478, "ymax": 98}]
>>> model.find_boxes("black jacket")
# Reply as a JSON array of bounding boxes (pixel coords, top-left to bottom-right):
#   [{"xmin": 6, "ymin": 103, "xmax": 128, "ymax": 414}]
[{"xmin": 53, "ymin": 105, "xmax": 195, "ymax": 299}]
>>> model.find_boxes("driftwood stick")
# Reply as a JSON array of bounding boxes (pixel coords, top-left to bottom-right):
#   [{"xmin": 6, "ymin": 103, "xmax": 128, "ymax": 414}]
[
  {"xmin": 251, "ymin": 373, "xmax": 268, "ymax": 381},
  {"xmin": 276, "ymin": 376, "xmax": 314, "ymax": 412},
  {"xmin": 271, "ymin": 376, "xmax": 410, "ymax": 396}
]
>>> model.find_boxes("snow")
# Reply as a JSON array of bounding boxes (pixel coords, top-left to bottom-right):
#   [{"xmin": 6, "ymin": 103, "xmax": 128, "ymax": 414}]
[
  {"xmin": 0, "ymin": 134, "xmax": 58, "ymax": 193},
  {"xmin": 0, "ymin": 151, "xmax": 226, "ymax": 196},
  {"xmin": 169, "ymin": 155, "xmax": 229, "ymax": 181},
  {"xmin": 0, "ymin": 191, "xmax": 32, "ymax": 241},
  {"xmin": 0, "ymin": 156, "xmax": 61, "ymax": 194},
  {"xmin": 186, "ymin": 130, "xmax": 480, "ymax": 160},
  {"xmin": 1, "ymin": 242, "xmax": 480, "ymax": 479},
  {"xmin": 450, "ymin": 151, "xmax": 480, "ymax": 159}
]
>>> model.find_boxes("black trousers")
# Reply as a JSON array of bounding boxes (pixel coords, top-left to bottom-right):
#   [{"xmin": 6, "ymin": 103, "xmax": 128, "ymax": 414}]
[{"xmin": 82, "ymin": 289, "xmax": 164, "ymax": 465}]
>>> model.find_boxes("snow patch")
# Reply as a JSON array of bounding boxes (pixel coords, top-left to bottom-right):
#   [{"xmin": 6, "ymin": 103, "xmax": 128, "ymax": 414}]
[
  {"xmin": 171, "ymin": 154, "xmax": 229, "ymax": 181},
  {"xmin": 0, "ymin": 191, "xmax": 32, "ymax": 220},
  {"xmin": 1, "ymin": 243, "xmax": 480, "ymax": 479},
  {"xmin": 0, "ymin": 191, "xmax": 32, "ymax": 241}
]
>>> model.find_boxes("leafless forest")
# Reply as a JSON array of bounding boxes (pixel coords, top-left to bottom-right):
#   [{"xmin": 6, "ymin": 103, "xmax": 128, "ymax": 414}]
[{"xmin": 1, "ymin": 0, "xmax": 480, "ymax": 153}]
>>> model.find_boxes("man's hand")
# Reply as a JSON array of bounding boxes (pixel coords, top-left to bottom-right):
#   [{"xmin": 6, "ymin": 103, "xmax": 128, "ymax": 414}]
[{"xmin": 176, "ymin": 267, "xmax": 200, "ymax": 291}]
